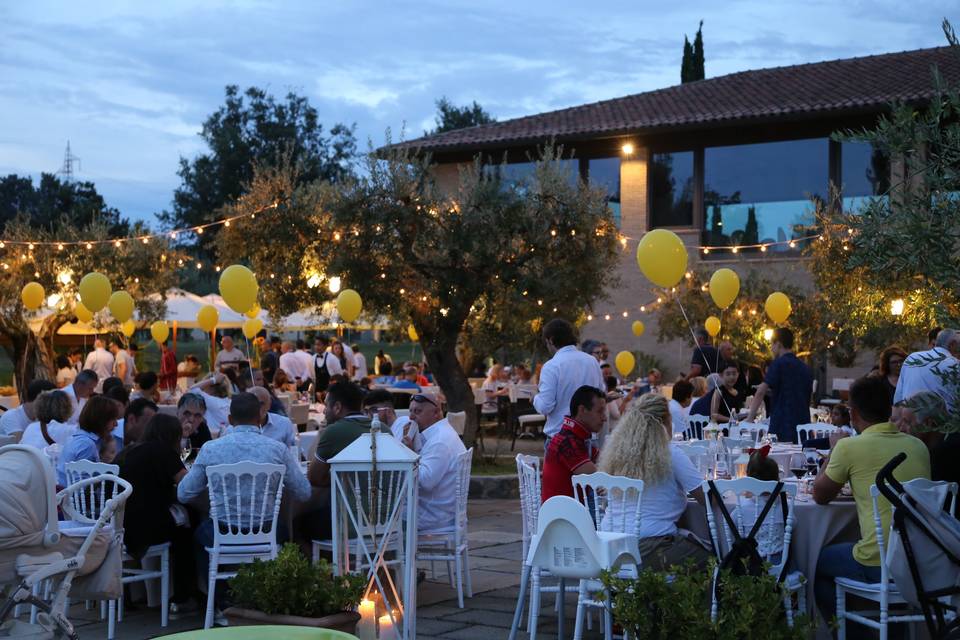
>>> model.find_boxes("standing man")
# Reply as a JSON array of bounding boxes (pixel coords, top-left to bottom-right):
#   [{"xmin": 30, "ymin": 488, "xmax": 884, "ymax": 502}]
[
  {"xmin": 159, "ymin": 341, "xmax": 178, "ymax": 392},
  {"xmin": 351, "ymin": 344, "xmax": 368, "ymax": 381},
  {"xmin": 541, "ymin": 386, "xmax": 606, "ymax": 502},
  {"xmin": 259, "ymin": 337, "xmax": 280, "ymax": 386},
  {"xmin": 686, "ymin": 329, "xmax": 719, "ymax": 380},
  {"xmin": 745, "ymin": 328, "xmax": 814, "ymax": 443},
  {"xmin": 312, "ymin": 336, "xmax": 341, "ymax": 399},
  {"xmin": 533, "ymin": 318, "xmax": 605, "ymax": 441},
  {"xmin": 213, "ymin": 335, "xmax": 246, "ymax": 373},
  {"xmin": 109, "ymin": 338, "xmax": 136, "ymax": 389},
  {"xmin": 893, "ymin": 328, "xmax": 960, "ymax": 410},
  {"xmin": 84, "ymin": 339, "xmax": 115, "ymax": 391},
  {"xmin": 279, "ymin": 341, "xmax": 309, "ymax": 390}
]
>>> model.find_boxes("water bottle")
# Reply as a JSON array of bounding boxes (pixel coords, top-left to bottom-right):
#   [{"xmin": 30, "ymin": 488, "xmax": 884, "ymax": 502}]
[{"xmin": 371, "ymin": 413, "xmax": 383, "ymax": 435}]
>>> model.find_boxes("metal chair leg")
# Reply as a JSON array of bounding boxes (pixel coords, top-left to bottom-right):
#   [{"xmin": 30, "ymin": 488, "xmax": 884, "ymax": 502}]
[{"xmin": 507, "ymin": 565, "xmax": 532, "ymax": 640}]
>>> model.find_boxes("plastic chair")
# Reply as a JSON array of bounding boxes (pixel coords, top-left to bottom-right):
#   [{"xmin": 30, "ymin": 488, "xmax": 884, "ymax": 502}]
[
  {"xmin": 446, "ymin": 411, "xmax": 466, "ymax": 436},
  {"xmin": 835, "ymin": 480, "xmax": 958, "ymax": 640},
  {"xmin": 734, "ymin": 422, "xmax": 766, "ymax": 444},
  {"xmin": 418, "ymin": 448, "xmax": 474, "ymax": 608},
  {"xmin": 702, "ymin": 477, "xmax": 805, "ymax": 626},
  {"xmin": 65, "ymin": 460, "xmax": 172, "ymax": 635},
  {"xmin": 507, "ymin": 496, "xmax": 641, "ymax": 640},
  {"xmin": 571, "ymin": 472, "xmax": 645, "ymax": 640},
  {"xmin": 687, "ymin": 414, "xmax": 711, "ymax": 440},
  {"xmin": 796, "ymin": 422, "xmax": 839, "ymax": 445},
  {"xmin": 203, "ymin": 462, "xmax": 286, "ymax": 629}
]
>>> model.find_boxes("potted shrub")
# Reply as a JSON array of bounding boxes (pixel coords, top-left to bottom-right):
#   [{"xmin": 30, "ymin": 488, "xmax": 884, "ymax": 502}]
[{"xmin": 226, "ymin": 543, "xmax": 366, "ymax": 633}]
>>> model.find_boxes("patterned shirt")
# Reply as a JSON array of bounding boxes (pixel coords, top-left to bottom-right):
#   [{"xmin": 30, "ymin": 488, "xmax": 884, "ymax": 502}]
[
  {"xmin": 541, "ymin": 416, "xmax": 597, "ymax": 502},
  {"xmin": 177, "ymin": 424, "xmax": 311, "ymax": 520}
]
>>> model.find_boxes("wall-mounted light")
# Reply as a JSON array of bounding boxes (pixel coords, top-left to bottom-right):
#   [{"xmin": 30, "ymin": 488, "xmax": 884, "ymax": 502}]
[{"xmin": 621, "ymin": 142, "xmax": 635, "ymax": 155}]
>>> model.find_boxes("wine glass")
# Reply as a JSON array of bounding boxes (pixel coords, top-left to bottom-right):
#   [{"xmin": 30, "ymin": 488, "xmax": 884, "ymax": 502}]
[
  {"xmin": 180, "ymin": 439, "xmax": 192, "ymax": 463},
  {"xmin": 789, "ymin": 453, "xmax": 808, "ymax": 481}
]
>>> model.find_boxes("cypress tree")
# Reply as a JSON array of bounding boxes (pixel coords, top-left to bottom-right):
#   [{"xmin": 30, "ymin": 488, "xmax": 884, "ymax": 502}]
[
  {"xmin": 692, "ymin": 20, "xmax": 705, "ymax": 81},
  {"xmin": 681, "ymin": 37, "xmax": 694, "ymax": 83}
]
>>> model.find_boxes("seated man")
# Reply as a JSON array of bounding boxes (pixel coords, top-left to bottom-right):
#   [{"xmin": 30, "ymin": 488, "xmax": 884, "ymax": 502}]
[
  {"xmin": 813, "ymin": 375, "xmax": 930, "ymax": 626},
  {"xmin": 176, "ymin": 393, "xmax": 311, "ymax": 621},
  {"xmin": 402, "ymin": 393, "xmax": 466, "ymax": 532},
  {"xmin": 391, "ymin": 367, "xmax": 422, "ymax": 391},
  {"xmin": 362, "ymin": 388, "xmax": 412, "ymax": 441},
  {"xmin": 177, "ymin": 392, "xmax": 213, "ymax": 451},
  {"xmin": 303, "ymin": 382, "xmax": 389, "ymax": 541},
  {"xmin": 541, "ymin": 386, "xmax": 606, "ymax": 503},
  {"xmin": 249, "ymin": 386, "xmax": 296, "ymax": 447},
  {"xmin": 119, "ymin": 397, "xmax": 158, "ymax": 449},
  {"xmin": 1, "ymin": 379, "xmax": 56, "ymax": 442}
]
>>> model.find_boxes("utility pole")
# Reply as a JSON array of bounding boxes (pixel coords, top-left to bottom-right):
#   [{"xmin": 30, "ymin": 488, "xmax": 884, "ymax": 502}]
[{"xmin": 56, "ymin": 141, "xmax": 81, "ymax": 182}]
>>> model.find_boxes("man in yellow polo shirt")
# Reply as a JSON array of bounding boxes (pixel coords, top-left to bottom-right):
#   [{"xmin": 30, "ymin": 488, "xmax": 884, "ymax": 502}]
[{"xmin": 812, "ymin": 375, "xmax": 930, "ymax": 628}]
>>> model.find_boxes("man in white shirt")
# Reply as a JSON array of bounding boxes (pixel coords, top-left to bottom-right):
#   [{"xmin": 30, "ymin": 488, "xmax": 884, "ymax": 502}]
[
  {"xmin": 294, "ymin": 340, "xmax": 315, "ymax": 385},
  {"xmin": 189, "ymin": 373, "xmax": 233, "ymax": 435},
  {"xmin": 667, "ymin": 379, "xmax": 694, "ymax": 437},
  {"xmin": 279, "ymin": 341, "xmax": 309, "ymax": 384},
  {"xmin": 83, "ymin": 339, "xmax": 114, "ymax": 391},
  {"xmin": 894, "ymin": 328, "xmax": 960, "ymax": 410},
  {"xmin": 403, "ymin": 393, "xmax": 466, "ymax": 532},
  {"xmin": 1, "ymin": 379, "xmax": 56, "ymax": 440},
  {"xmin": 213, "ymin": 335, "xmax": 246, "ymax": 372},
  {"xmin": 313, "ymin": 336, "xmax": 343, "ymax": 383},
  {"xmin": 63, "ymin": 370, "xmax": 98, "ymax": 424},
  {"xmin": 352, "ymin": 344, "xmax": 368, "ymax": 380},
  {"xmin": 108, "ymin": 338, "xmax": 136, "ymax": 388},
  {"xmin": 249, "ymin": 386, "xmax": 297, "ymax": 447},
  {"xmin": 533, "ymin": 319, "xmax": 605, "ymax": 439}
]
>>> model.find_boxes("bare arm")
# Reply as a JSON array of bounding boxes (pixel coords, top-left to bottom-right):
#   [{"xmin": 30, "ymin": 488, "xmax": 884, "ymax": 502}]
[
  {"xmin": 686, "ymin": 363, "xmax": 703, "ymax": 380},
  {"xmin": 745, "ymin": 382, "xmax": 769, "ymax": 422},
  {"xmin": 813, "ymin": 464, "xmax": 843, "ymax": 505},
  {"xmin": 307, "ymin": 457, "xmax": 331, "ymax": 488},
  {"xmin": 572, "ymin": 461, "xmax": 597, "ymax": 476}
]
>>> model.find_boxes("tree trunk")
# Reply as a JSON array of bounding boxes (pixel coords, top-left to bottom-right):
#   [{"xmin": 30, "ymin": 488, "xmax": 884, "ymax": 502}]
[
  {"xmin": 3, "ymin": 314, "xmax": 65, "ymax": 396},
  {"xmin": 422, "ymin": 331, "xmax": 479, "ymax": 447}
]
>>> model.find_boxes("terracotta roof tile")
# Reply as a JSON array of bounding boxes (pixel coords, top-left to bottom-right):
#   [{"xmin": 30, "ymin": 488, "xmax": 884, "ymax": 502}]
[{"xmin": 393, "ymin": 46, "xmax": 960, "ymax": 153}]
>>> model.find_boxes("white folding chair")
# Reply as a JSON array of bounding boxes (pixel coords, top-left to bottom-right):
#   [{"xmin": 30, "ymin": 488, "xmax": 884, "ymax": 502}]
[
  {"xmin": 507, "ymin": 496, "xmax": 641, "ymax": 640},
  {"xmin": 735, "ymin": 422, "xmax": 766, "ymax": 444},
  {"xmin": 572, "ymin": 472, "xmax": 645, "ymax": 640},
  {"xmin": 446, "ymin": 411, "xmax": 466, "ymax": 436},
  {"xmin": 687, "ymin": 414, "xmax": 711, "ymax": 440},
  {"xmin": 418, "ymin": 448, "xmax": 474, "ymax": 608},
  {"xmin": 796, "ymin": 422, "xmax": 839, "ymax": 445},
  {"xmin": 203, "ymin": 462, "xmax": 286, "ymax": 629},
  {"xmin": 703, "ymin": 477, "xmax": 805, "ymax": 627},
  {"xmin": 836, "ymin": 480, "xmax": 958, "ymax": 640}
]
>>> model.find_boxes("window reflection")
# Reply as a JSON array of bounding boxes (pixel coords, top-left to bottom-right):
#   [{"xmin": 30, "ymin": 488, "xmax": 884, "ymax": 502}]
[
  {"xmin": 588, "ymin": 158, "xmax": 621, "ymax": 227},
  {"xmin": 704, "ymin": 139, "xmax": 827, "ymax": 252},
  {"xmin": 650, "ymin": 152, "xmax": 694, "ymax": 227},
  {"xmin": 841, "ymin": 141, "xmax": 890, "ymax": 212}
]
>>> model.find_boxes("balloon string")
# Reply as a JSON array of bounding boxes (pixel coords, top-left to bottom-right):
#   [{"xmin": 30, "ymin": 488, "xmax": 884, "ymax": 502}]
[{"xmin": 675, "ymin": 296, "xmax": 734, "ymax": 420}]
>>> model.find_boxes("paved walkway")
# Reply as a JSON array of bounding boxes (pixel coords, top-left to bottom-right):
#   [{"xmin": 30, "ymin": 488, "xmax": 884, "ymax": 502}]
[{"xmin": 14, "ymin": 499, "xmax": 602, "ymax": 639}]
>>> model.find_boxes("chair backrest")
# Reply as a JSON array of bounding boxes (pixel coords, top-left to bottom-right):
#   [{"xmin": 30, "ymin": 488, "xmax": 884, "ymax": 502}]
[
  {"xmin": 528, "ymin": 496, "xmax": 607, "ymax": 580},
  {"xmin": 721, "ymin": 436, "xmax": 754, "ymax": 452},
  {"xmin": 516, "ymin": 454, "xmax": 541, "ymax": 558},
  {"xmin": 572, "ymin": 471, "xmax": 645, "ymax": 537},
  {"xmin": 734, "ymin": 422, "xmax": 765, "ymax": 444},
  {"xmin": 687, "ymin": 414, "xmax": 710, "ymax": 440},
  {"xmin": 288, "ymin": 403, "xmax": 310, "ymax": 427},
  {"xmin": 206, "ymin": 462, "xmax": 286, "ymax": 550},
  {"xmin": 446, "ymin": 411, "xmax": 466, "ymax": 436},
  {"xmin": 64, "ymin": 460, "xmax": 122, "ymax": 525},
  {"xmin": 796, "ymin": 422, "xmax": 839, "ymax": 444},
  {"xmin": 453, "ymin": 448, "xmax": 474, "ymax": 536},
  {"xmin": 702, "ymin": 477, "xmax": 797, "ymax": 577},
  {"xmin": 58, "ymin": 473, "xmax": 132, "ymax": 560},
  {"xmin": 0, "ymin": 444, "xmax": 61, "ymax": 548}
]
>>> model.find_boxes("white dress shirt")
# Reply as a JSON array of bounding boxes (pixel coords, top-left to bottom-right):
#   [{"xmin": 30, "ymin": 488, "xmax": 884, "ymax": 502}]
[
  {"xmin": 408, "ymin": 418, "xmax": 466, "ymax": 532},
  {"xmin": 279, "ymin": 351, "xmax": 311, "ymax": 382},
  {"xmin": 62, "ymin": 383, "xmax": 87, "ymax": 424},
  {"xmin": 316, "ymin": 352, "xmax": 343, "ymax": 377},
  {"xmin": 353, "ymin": 352, "xmax": 368, "ymax": 380},
  {"xmin": 389, "ymin": 415, "xmax": 421, "ymax": 450},
  {"xmin": 894, "ymin": 346, "xmax": 959, "ymax": 409},
  {"xmin": 84, "ymin": 348, "xmax": 114, "ymax": 389},
  {"xmin": 533, "ymin": 345, "xmax": 605, "ymax": 438},
  {"xmin": 20, "ymin": 420, "xmax": 75, "ymax": 449},
  {"xmin": 0, "ymin": 406, "xmax": 31, "ymax": 436},
  {"xmin": 261, "ymin": 412, "xmax": 297, "ymax": 447}
]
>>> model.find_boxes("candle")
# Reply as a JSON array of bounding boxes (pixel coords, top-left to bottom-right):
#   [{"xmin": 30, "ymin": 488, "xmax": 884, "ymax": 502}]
[
  {"xmin": 357, "ymin": 599, "xmax": 376, "ymax": 640},
  {"xmin": 378, "ymin": 613, "xmax": 396, "ymax": 640}
]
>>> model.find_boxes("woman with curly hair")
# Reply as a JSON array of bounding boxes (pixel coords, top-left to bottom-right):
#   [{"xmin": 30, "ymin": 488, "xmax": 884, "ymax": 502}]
[
  {"xmin": 876, "ymin": 345, "xmax": 907, "ymax": 401},
  {"xmin": 598, "ymin": 393, "xmax": 709, "ymax": 571}
]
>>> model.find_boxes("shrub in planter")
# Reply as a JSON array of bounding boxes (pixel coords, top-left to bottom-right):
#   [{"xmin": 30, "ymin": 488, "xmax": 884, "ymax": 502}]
[
  {"xmin": 601, "ymin": 561, "xmax": 813, "ymax": 640},
  {"xmin": 227, "ymin": 543, "xmax": 366, "ymax": 632}
]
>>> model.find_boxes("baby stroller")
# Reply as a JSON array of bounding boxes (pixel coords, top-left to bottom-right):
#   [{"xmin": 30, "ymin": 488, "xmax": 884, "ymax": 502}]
[
  {"xmin": 0, "ymin": 445, "xmax": 131, "ymax": 639},
  {"xmin": 876, "ymin": 452, "xmax": 960, "ymax": 639}
]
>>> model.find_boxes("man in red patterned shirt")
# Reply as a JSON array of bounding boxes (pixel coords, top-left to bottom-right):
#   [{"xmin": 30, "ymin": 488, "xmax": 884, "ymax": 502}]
[{"xmin": 541, "ymin": 385, "xmax": 607, "ymax": 503}]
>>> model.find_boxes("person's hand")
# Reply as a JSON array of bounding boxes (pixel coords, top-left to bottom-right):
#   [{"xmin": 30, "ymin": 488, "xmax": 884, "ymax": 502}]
[
  {"xmin": 402, "ymin": 421, "xmax": 417, "ymax": 450},
  {"xmin": 828, "ymin": 430, "xmax": 850, "ymax": 449},
  {"xmin": 214, "ymin": 372, "xmax": 227, "ymax": 386}
]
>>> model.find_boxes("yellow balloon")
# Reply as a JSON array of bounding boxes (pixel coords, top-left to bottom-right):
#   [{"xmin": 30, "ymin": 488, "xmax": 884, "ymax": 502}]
[
  {"xmin": 20, "ymin": 282, "xmax": 44, "ymax": 310},
  {"xmin": 705, "ymin": 315, "xmax": 721, "ymax": 337},
  {"xmin": 78, "ymin": 272, "xmax": 112, "ymax": 313},
  {"xmin": 242, "ymin": 318, "xmax": 263, "ymax": 339},
  {"xmin": 408, "ymin": 325, "xmax": 419, "ymax": 341},
  {"xmin": 120, "ymin": 319, "xmax": 136, "ymax": 337},
  {"xmin": 631, "ymin": 320, "xmax": 645, "ymax": 337},
  {"xmin": 337, "ymin": 289, "xmax": 362, "ymax": 323},
  {"xmin": 197, "ymin": 305, "xmax": 219, "ymax": 333},
  {"xmin": 614, "ymin": 351, "xmax": 636, "ymax": 377},
  {"xmin": 107, "ymin": 291, "xmax": 135, "ymax": 323},
  {"xmin": 636, "ymin": 229, "xmax": 688, "ymax": 288},
  {"xmin": 74, "ymin": 303, "xmax": 93, "ymax": 323},
  {"xmin": 150, "ymin": 321, "xmax": 169, "ymax": 344},
  {"xmin": 244, "ymin": 303, "xmax": 261, "ymax": 319},
  {"xmin": 218, "ymin": 265, "xmax": 259, "ymax": 314},
  {"xmin": 709, "ymin": 268, "xmax": 740, "ymax": 309},
  {"xmin": 765, "ymin": 292, "xmax": 792, "ymax": 324}
]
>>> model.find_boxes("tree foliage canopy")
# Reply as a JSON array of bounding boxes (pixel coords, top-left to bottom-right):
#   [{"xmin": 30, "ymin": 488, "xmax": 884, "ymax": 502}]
[
  {"xmin": 0, "ymin": 173, "xmax": 128, "ymax": 236},
  {"xmin": 429, "ymin": 97, "xmax": 496, "ymax": 135},
  {"xmin": 681, "ymin": 21, "xmax": 705, "ymax": 84}
]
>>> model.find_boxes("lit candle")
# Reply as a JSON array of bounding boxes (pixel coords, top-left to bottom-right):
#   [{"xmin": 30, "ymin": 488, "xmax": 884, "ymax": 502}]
[
  {"xmin": 378, "ymin": 613, "xmax": 396, "ymax": 640},
  {"xmin": 357, "ymin": 599, "xmax": 376, "ymax": 640}
]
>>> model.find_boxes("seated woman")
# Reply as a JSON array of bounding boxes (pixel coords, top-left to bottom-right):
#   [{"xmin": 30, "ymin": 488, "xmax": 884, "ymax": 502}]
[
  {"xmin": 131, "ymin": 371, "xmax": 160, "ymax": 403},
  {"xmin": 20, "ymin": 390, "xmax": 75, "ymax": 449},
  {"xmin": 597, "ymin": 393, "xmax": 709, "ymax": 571},
  {"xmin": 481, "ymin": 364, "xmax": 510, "ymax": 419},
  {"xmin": 118, "ymin": 414, "xmax": 197, "ymax": 616},
  {"xmin": 710, "ymin": 362, "xmax": 744, "ymax": 425},
  {"xmin": 272, "ymin": 368, "xmax": 297, "ymax": 394},
  {"xmin": 56, "ymin": 395, "xmax": 121, "ymax": 486}
]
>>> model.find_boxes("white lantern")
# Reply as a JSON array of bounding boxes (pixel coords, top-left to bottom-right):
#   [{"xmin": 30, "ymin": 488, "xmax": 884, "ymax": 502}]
[{"xmin": 329, "ymin": 431, "xmax": 419, "ymax": 639}]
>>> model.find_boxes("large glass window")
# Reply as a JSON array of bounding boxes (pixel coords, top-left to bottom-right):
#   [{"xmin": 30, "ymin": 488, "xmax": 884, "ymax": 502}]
[
  {"xmin": 588, "ymin": 158, "xmax": 621, "ymax": 227},
  {"xmin": 704, "ymin": 138, "xmax": 828, "ymax": 251},
  {"xmin": 483, "ymin": 159, "xmax": 579, "ymax": 189},
  {"xmin": 650, "ymin": 152, "xmax": 694, "ymax": 227},
  {"xmin": 841, "ymin": 141, "xmax": 890, "ymax": 212}
]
